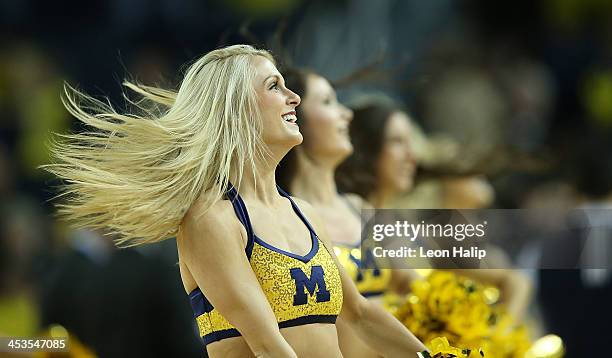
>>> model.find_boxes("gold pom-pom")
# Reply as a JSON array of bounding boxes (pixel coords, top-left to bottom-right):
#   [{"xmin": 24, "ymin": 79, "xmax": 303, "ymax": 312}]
[{"xmin": 395, "ymin": 271, "xmax": 537, "ymax": 358}]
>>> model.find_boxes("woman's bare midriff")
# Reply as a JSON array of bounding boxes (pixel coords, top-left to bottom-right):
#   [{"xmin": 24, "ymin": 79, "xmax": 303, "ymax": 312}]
[{"xmin": 206, "ymin": 323, "xmax": 343, "ymax": 358}]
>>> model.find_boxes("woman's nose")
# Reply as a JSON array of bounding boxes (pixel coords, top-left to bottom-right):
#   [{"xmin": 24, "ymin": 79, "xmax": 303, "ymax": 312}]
[
  {"xmin": 343, "ymin": 106, "xmax": 353, "ymax": 122},
  {"xmin": 406, "ymin": 146, "xmax": 417, "ymax": 164},
  {"xmin": 287, "ymin": 90, "xmax": 301, "ymax": 107}
]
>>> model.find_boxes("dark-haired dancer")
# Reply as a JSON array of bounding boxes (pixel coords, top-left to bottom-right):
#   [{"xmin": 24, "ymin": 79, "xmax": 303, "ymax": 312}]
[
  {"xmin": 277, "ymin": 68, "xmax": 420, "ymax": 358},
  {"xmin": 336, "ymin": 100, "xmax": 532, "ymax": 320}
]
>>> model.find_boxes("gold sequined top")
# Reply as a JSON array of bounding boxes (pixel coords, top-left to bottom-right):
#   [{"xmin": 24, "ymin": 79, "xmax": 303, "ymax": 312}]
[
  {"xmin": 189, "ymin": 185, "xmax": 343, "ymax": 346},
  {"xmin": 335, "ymin": 195, "xmax": 392, "ymax": 298},
  {"xmin": 334, "ymin": 244, "xmax": 392, "ymax": 297}
]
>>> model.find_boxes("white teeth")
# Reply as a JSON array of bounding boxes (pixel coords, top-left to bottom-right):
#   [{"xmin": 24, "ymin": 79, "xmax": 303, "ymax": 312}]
[{"xmin": 282, "ymin": 114, "xmax": 297, "ymax": 123}]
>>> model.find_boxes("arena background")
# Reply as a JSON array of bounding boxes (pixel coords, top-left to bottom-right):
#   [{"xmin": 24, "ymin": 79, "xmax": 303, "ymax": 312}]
[{"xmin": 1, "ymin": 0, "xmax": 611, "ymax": 356}]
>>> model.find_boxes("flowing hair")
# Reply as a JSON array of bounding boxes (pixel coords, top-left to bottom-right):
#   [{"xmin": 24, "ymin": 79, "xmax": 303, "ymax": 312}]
[{"xmin": 43, "ymin": 44, "xmax": 275, "ymax": 247}]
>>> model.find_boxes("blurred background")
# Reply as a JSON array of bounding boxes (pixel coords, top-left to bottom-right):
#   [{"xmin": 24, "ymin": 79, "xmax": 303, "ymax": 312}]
[{"xmin": 0, "ymin": 0, "xmax": 611, "ymax": 357}]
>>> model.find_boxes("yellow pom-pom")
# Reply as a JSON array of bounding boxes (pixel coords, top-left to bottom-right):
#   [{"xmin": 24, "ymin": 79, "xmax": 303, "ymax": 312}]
[{"xmin": 394, "ymin": 271, "xmax": 539, "ymax": 358}]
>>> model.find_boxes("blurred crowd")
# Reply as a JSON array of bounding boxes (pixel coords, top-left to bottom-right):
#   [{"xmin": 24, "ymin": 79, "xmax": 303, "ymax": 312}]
[{"xmin": 1, "ymin": 0, "xmax": 611, "ymax": 357}]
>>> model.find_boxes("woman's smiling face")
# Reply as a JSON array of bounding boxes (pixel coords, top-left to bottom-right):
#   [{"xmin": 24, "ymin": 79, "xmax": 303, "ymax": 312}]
[
  {"xmin": 298, "ymin": 74, "xmax": 354, "ymax": 162},
  {"xmin": 253, "ymin": 56, "xmax": 302, "ymax": 149},
  {"xmin": 376, "ymin": 111, "xmax": 417, "ymax": 194}
]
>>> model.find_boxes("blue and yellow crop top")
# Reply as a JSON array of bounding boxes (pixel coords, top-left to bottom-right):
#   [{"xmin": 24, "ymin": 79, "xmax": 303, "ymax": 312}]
[
  {"xmin": 333, "ymin": 195, "xmax": 392, "ymax": 298},
  {"xmin": 334, "ymin": 244, "xmax": 392, "ymax": 297},
  {"xmin": 188, "ymin": 185, "xmax": 343, "ymax": 346}
]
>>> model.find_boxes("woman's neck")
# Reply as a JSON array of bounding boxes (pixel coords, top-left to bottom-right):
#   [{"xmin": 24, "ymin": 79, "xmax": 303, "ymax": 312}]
[
  {"xmin": 290, "ymin": 156, "xmax": 339, "ymax": 206},
  {"xmin": 368, "ymin": 187, "xmax": 396, "ymax": 209},
  {"xmin": 234, "ymin": 157, "xmax": 282, "ymax": 205}
]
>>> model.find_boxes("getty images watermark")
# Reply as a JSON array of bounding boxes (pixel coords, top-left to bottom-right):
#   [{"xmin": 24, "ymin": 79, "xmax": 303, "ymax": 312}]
[
  {"xmin": 371, "ymin": 219, "xmax": 488, "ymax": 260},
  {"xmin": 359, "ymin": 208, "xmax": 612, "ymax": 269}
]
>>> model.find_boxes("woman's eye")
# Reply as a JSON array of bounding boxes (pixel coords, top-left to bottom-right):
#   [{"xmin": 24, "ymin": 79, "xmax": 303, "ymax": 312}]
[{"xmin": 270, "ymin": 82, "xmax": 280, "ymax": 91}]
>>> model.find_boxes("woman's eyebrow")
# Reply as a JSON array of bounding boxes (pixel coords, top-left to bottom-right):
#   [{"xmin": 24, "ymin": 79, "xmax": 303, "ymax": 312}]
[
  {"xmin": 322, "ymin": 89, "xmax": 335, "ymax": 98},
  {"xmin": 262, "ymin": 74, "xmax": 280, "ymax": 84}
]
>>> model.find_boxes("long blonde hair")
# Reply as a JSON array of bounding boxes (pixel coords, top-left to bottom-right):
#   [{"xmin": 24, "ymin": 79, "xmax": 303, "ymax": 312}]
[{"xmin": 44, "ymin": 44, "xmax": 275, "ymax": 247}]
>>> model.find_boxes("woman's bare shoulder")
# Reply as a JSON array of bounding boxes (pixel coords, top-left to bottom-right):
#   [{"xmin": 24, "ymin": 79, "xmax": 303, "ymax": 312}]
[
  {"xmin": 184, "ymin": 197, "xmax": 233, "ymax": 224},
  {"xmin": 177, "ymin": 198, "xmax": 248, "ymax": 293},
  {"xmin": 179, "ymin": 197, "xmax": 245, "ymax": 249}
]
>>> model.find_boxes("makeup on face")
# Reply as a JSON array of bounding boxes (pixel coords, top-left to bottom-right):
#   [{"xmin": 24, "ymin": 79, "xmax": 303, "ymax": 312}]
[
  {"xmin": 300, "ymin": 75, "xmax": 354, "ymax": 153},
  {"xmin": 378, "ymin": 112, "xmax": 417, "ymax": 192},
  {"xmin": 254, "ymin": 57, "xmax": 302, "ymax": 146}
]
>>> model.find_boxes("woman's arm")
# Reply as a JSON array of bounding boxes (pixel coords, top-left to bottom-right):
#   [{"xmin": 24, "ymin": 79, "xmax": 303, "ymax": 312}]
[
  {"xmin": 294, "ymin": 197, "xmax": 428, "ymax": 357},
  {"xmin": 389, "ymin": 268, "xmax": 420, "ymax": 295},
  {"xmin": 178, "ymin": 200, "xmax": 297, "ymax": 358},
  {"xmin": 333, "ymin": 242, "xmax": 427, "ymax": 357}
]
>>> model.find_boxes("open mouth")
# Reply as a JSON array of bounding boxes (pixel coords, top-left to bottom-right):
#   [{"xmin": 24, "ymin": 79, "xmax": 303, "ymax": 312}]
[{"xmin": 282, "ymin": 111, "xmax": 298, "ymax": 124}]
